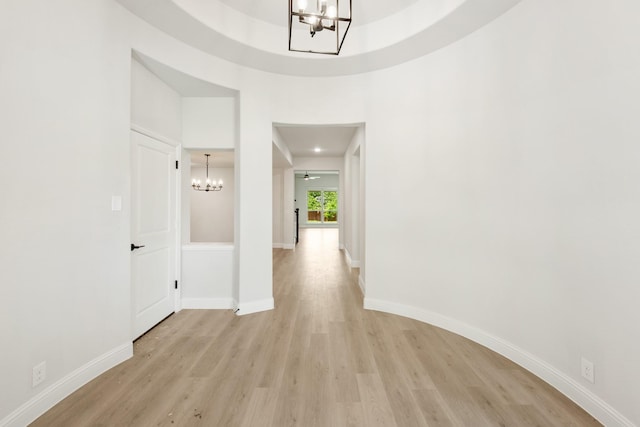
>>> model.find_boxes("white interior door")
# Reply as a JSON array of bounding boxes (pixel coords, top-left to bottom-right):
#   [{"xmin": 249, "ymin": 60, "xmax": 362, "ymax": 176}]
[{"xmin": 131, "ymin": 130, "xmax": 176, "ymax": 340}]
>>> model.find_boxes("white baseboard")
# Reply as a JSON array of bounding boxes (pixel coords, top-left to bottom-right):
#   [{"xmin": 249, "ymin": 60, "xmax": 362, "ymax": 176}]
[
  {"xmin": 237, "ymin": 298, "xmax": 275, "ymax": 316},
  {"xmin": 344, "ymin": 248, "xmax": 352, "ymax": 267},
  {"xmin": 363, "ymin": 298, "xmax": 635, "ymax": 427},
  {"xmin": 1, "ymin": 343, "xmax": 132, "ymax": 427},
  {"xmin": 181, "ymin": 298, "xmax": 235, "ymax": 309},
  {"xmin": 358, "ymin": 275, "xmax": 366, "ymax": 295},
  {"xmin": 273, "ymin": 243, "xmax": 296, "ymax": 249},
  {"xmin": 273, "ymin": 243, "xmax": 295, "ymax": 250},
  {"xmin": 344, "ymin": 248, "xmax": 360, "ymax": 269}
]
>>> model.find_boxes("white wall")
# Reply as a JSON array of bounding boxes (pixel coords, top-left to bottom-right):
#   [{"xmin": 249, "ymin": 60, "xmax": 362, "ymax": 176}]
[
  {"xmin": 180, "ymin": 149, "xmax": 192, "ymax": 245},
  {"xmin": 0, "ymin": 1, "xmax": 135, "ymax": 423},
  {"xmin": 342, "ymin": 126, "xmax": 364, "ymax": 270},
  {"xmin": 272, "ymin": 168, "xmax": 284, "ymax": 247},
  {"xmin": 182, "ymin": 97, "xmax": 235, "ymax": 149},
  {"xmin": 131, "ymin": 59, "xmax": 182, "ymax": 142},
  {"xmin": 272, "ymin": 128, "xmax": 295, "ymax": 248},
  {"xmin": 2, "ymin": 0, "xmax": 640, "ymax": 425},
  {"xmin": 190, "ymin": 166, "xmax": 234, "ymax": 242},
  {"xmin": 234, "ymin": 85, "xmax": 275, "ymax": 314},
  {"xmin": 181, "ymin": 244, "xmax": 234, "ymax": 308},
  {"xmin": 363, "ymin": 1, "xmax": 640, "ymax": 425}
]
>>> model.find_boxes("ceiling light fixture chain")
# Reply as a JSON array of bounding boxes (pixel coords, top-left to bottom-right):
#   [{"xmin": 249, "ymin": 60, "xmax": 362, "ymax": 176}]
[
  {"xmin": 289, "ymin": 0, "xmax": 352, "ymax": 55},
  {"xmin": 192, "ymin": 154, "xmax": 223, "ymax": 192}
]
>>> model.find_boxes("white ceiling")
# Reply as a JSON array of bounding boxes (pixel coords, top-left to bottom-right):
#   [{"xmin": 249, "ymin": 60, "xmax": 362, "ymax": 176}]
[
  {"xmin": 216, "ymin": 0, "xmax": 419, "ymax": 28},
  {"xmin": 116, "ymin": 0, "xmax": 523, "ymax": 77},
  {"xmin": 275, "ymin": 125, "xmax": 358, "ymax": 157}
]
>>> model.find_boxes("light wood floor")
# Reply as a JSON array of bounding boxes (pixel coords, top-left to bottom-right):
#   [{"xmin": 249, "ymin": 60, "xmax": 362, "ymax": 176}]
[{"xmin": 32, "ymin": 229, "xmax": 601, "ymax": 426}]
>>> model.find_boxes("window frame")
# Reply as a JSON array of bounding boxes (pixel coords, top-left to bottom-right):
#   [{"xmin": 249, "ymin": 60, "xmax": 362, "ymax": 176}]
[{"xmin": 306, "ymin": 188, "xmax": 338, "ymax": 224}]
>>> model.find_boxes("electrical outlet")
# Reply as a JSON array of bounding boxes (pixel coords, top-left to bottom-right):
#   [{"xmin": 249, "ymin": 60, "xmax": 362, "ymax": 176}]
[
  {"xmin": 32, "ymin": 361, "xmax": 46, "ymax": 388},
  {"xmin": 581, "ymin": 357, "xmax": 594, "ymax": 383}
]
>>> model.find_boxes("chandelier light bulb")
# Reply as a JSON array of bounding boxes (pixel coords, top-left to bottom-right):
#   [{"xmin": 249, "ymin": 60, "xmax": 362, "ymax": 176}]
[
  {"xmin": 192, "ymin": 154, "xmax": 223, "ymax": 192},
  {"xmin": 289, "ymin": 0, "xmax": 351, "ymax": 55}
]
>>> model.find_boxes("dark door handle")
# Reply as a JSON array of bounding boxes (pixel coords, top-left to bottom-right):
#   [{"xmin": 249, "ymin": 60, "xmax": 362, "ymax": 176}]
[{"xmin": 131, "ymin": 243, "xmax": 146, "ymax": 251}]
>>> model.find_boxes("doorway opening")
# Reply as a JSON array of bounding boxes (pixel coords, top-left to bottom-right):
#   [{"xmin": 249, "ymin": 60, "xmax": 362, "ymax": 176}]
[{"xmin": 295, "ymin": 170, "xmax": 339, "ymax": 229}]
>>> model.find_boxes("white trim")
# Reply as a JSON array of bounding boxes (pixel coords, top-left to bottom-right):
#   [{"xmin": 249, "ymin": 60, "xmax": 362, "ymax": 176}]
[
  {"xmin": 273, "ymin": 243, "xmax": 295, "ymax": 250},
  {"xmin": 362, "ymin": 298, "xmax": 635, "ymax": 427},
  {"xmin": 0, "ymin": 343, "xmax": 132, "ymax": 427},
  {"xmin": 237, "ymin": 298, "xmax": 275, "ymax": 316},
  {"xmin": 344, "ymin": 248, "xmax": 361, "ymax": 269},
  {"xmin": 300, "ymin": 224, "xmax": 340, "ymax": 229},
  {"xmin": 358, "ymin": 275, "xmax": 366, "ymax": 295},
  {"xmin": 130, "ymin": 124, "xmax": 181, "ymax": 147},
  {"xmin": 174, "ymin": 144, "xmax": 183, "ymax": 313},
  {"xmin": 182, "ymin": 243, "xmax": 234, "ymax": 251},
  {"xmin": 181, "ymin": 298, "xmax": 235, "ymax": 309}
]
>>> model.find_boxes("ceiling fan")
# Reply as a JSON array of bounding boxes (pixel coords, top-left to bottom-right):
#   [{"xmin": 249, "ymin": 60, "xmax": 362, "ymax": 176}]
[{"xmin": 299, "ymin": 171, "xmax": 320, "ymax": 180}]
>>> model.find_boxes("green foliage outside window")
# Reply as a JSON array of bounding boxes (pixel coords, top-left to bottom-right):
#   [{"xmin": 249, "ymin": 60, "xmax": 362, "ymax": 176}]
[
  {"xmin": 307, "ymin": 190, "xmax": 338, "ymax": 223},
  {"xmin": 307, "ymin": 191, "xmax": 322, "ymax": 211}
]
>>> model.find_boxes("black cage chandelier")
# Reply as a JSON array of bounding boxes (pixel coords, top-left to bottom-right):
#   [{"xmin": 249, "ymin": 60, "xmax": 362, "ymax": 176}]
[
  {"xmin": 192, "ymin": 154, "xmax": 223, "ymax": 192},
  {"xmin": 289, "ymin": 0, "xmax": 352, "ymax": 55}
]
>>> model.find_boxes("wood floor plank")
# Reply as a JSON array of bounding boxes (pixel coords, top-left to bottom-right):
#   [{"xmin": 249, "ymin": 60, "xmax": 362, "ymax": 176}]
[
  {"xmin": 328, "ymin": 321, "xmax": 361, "ymax": 403},
  {"xmin": 412, "ymin": 389, "xmax": 456, "ymax": 427},
  {"xmin": 240, "ymin": 387, "xmax": 279, "ymax": 427},
  {"xmin": 31, "ymin": 229, "xmax": 602, "ymax": 427},
  {"xmin": 356, "ymin": 373, "xmax": 398, "ymax": 427}
]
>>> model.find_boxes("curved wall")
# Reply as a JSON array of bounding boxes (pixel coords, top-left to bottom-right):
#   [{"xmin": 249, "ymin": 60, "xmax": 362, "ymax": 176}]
[
  {"xmin": 361, "ymin": 0, "xmax": 640, "ymax": 425},
  {"xmin": 1, "ymin": 0, "xmax": 638, "ymax": 425}
]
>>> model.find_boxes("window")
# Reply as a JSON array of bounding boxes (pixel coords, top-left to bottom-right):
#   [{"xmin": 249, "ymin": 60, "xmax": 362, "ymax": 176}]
[{"xmin": 307, "ymin": 190, "xmax": 338, "ymax": 224}]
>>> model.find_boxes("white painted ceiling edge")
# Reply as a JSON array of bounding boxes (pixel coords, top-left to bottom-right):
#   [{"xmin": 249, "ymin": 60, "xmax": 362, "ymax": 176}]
[{"xmin": 116, "ymin": 0, "xmax": 522, "ymax": 77}]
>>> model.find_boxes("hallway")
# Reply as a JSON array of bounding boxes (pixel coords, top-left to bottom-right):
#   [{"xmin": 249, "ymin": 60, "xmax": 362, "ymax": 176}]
[{"xmin": 32, "ymin": 229, "xmax": 599, "ymax": 426}]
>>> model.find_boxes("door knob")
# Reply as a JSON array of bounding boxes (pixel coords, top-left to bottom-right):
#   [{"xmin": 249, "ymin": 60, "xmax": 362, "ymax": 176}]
[{"xmin": 131, "ymin": 243, "xmax": 146, "ymax": 251}]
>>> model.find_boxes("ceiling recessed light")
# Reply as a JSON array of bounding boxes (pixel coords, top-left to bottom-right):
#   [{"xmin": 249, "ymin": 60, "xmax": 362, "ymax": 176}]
[{"xmin": 314, "ymin": 147, "xmax": 322, "ymax": 153}]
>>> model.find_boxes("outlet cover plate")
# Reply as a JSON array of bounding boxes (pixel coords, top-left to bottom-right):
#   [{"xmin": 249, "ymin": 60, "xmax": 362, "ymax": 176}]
[
  {"xmin": 581, "ymin": 357, "xmax": 594, "ymax": 383},
  {"xmin": 32, "ymin": 361, "xmax": 46, "ymax": 388}
]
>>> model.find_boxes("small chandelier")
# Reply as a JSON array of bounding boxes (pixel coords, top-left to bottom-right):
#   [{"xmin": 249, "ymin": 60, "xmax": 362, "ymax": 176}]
[
  {"xmin": 289, "ymin": 0, "xmax": 352, "ymax": 55},
  {"xmin": 192, "ymin": 154, "xmax": 223, "ymax": 192}
]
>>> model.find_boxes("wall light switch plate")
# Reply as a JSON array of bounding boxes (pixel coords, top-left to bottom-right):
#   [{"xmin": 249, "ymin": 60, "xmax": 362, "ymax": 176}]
[{"xmin": 111, "ymin": 195, "xmax": 122, "ymax": 211}]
